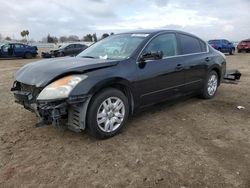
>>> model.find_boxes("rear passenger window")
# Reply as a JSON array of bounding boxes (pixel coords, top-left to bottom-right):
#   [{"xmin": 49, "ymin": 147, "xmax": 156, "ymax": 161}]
[
  {"xmin": 199, "ymin": 41, "xmax": 207, "ymax": 52},
  {"xmin": 15, "ymin": 44, "xmax": 24, "ymax": 49},
  {"xmin": 179, "ymin": 34, "xmax": 202, "ymax": 54},
  {"xmin": 143, "ymin": 33, "xmax": 177, "ymax": 57}
]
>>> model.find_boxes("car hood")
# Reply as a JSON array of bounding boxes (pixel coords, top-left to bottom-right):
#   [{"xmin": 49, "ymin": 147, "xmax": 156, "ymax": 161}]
[{"xmin": 15, "ymin": 56, "xmax": 119, "ymax": 87}]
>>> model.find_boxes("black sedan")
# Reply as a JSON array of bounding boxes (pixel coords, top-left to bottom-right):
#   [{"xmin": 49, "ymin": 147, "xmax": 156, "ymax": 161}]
[
  {"xmin": 42, "ymin": 43, "xmax": 88, "ymax": 58},
  {"xmin": 12, "ymin": 30, "xmax": 226, "ymax": 138}
]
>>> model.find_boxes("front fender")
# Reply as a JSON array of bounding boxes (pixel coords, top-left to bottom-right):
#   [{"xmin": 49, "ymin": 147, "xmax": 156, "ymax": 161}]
[{"xmin": 69, "ymin": 76, "xmax": 133, "ymax": 97}]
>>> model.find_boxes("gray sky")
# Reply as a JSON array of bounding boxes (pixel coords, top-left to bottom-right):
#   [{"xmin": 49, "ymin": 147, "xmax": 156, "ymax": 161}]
[{"xmin": 0, "ymin": 0, "xmax": 249, "ymax": 41}]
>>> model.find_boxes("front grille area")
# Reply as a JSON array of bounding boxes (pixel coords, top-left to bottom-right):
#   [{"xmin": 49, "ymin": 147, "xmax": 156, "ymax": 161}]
[{"xmin": 14, "ymin": 81, "xmax": 42, "ymax": 103}]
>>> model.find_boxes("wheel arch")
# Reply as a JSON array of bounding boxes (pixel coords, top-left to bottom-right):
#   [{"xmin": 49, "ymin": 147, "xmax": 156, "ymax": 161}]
[
  {"xmin": 209, "ymin": 65, "xmax": 222, "ymax": 86},
  {"xmin": 88, "ymin": 78, "xmax": 135, "ymax": 115}
]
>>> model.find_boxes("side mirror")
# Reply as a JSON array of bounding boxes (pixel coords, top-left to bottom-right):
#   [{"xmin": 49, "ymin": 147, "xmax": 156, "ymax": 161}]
[{"xmin": 139, "ymin": 51, "xmax": 163, "ymax": 62}]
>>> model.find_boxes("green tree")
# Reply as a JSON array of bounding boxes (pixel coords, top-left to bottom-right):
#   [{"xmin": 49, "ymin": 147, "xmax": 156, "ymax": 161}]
[
  {"xmin": 68, "ymin": 35, "xmax": 79, "ymax": 41},
  {"xmin": 92, "ymin": 33, "xmax": 97, "ymax": 42},
  {"xmin": 59, "ymin": 36, "xmax": 68, "ymax": 43},
  {"xmin": 25, "ymin": 30, "xmax": 29, "ymax": 40},
  {"xmin": 83, "ymin": 34, "xmax": 93, "ymax": 42},
  {"xmin": 5, "ymin": 36, "xmax": 11, "ymax": 41},
  {"xmin": 47, "ymin": 34, "xmax": 58, "ymax": 43},
  {"xmin": 20, "ymin": 30, "xmax": 29, "ymax": 41},
  {"xmin": 20, "ymin": 31, "xmax": 26, "ymax": 38}
]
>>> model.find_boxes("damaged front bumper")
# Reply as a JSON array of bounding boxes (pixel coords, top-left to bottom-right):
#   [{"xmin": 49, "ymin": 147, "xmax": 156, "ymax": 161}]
[{"xmin": 11, "ymin": 82, "xmax": 91, "ymax": 132}]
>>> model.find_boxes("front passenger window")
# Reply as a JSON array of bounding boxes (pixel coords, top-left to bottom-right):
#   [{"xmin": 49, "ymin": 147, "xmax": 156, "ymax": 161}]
[{"xmin": 143, "ymin": 33, "xmax": 177, "ymax": 57}]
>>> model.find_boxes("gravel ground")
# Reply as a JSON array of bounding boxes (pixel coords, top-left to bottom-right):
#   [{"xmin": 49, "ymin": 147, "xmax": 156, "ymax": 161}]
[{"xmin": 0, "ymin": 53, "xmax": 250, "ymax": 188}]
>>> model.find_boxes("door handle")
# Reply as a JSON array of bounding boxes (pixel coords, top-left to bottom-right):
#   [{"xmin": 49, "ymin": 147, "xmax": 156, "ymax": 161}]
[
  {"xmin": 175, "ymin": 64, "xmax": 184, "ymax": 71},
  {"xmin": 205, "ymin": 57, "xmax": 211, "ymax": 62}
]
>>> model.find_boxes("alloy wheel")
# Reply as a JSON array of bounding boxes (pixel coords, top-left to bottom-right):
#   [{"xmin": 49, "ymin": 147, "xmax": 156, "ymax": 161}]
[
  {"xmin": 96, "ymin": 97, "xmax": 125, "ymax": 133},
  {"xmin": 207, "ymin": 74, "xmax": 218, "ymax": 96}
]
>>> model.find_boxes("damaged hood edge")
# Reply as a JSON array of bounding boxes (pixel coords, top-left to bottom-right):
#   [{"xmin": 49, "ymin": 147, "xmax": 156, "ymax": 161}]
[{"xmin": 15, "ymin": 56, "xmax": 119, "ymax": 87}]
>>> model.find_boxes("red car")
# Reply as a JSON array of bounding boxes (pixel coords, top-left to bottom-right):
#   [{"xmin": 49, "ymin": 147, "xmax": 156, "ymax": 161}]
[{"xmin": 237, "ymin": 39, "xmax": 250, "ymax": 53}]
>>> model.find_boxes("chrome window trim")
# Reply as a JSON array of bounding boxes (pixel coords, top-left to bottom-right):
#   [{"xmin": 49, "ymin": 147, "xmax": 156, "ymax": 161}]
[
  {"xmin": 136, "ymin": 32, "xmax": 209, "ymax": 63},
  {"xmin": 140, "ymin": 79, "xmax": 203, "ymax": 97}
]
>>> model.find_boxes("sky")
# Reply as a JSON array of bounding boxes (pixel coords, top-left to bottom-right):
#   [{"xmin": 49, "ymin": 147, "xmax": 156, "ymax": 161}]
[{"xmin": 0, "ymin": 0, "xmax": 249, "ymax": 41}]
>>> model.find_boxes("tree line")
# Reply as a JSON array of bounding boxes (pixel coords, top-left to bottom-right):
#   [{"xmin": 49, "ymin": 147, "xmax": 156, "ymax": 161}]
[
  {"xmin": 0, "ymin": 30, "xmax": 114, "ymax": 43},
  {"xmin": 45, "ymin": 32, "xmax": 114, "ymax": 43}
]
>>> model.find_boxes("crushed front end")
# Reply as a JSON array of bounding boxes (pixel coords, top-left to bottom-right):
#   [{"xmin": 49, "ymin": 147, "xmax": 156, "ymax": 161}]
[{"xmin": 11, "ymin": 81, "xmax": 89, "ymax": 132}]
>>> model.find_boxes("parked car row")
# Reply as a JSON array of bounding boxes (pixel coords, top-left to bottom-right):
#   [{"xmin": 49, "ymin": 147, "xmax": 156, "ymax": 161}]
[
  {"xmin": 208, "ymin": 38, "xmax": 250, "ymax": 54},
  {"xmin": 1, "ymin": 37, "xmax": 249, "ymax": 60},
  {"xmin": 208, "ymin": 39, "xmax": 235, "ymax": 55},
  {"xmin": 0, "ymin": 43, "xmax": 38, "ymax": 59}
]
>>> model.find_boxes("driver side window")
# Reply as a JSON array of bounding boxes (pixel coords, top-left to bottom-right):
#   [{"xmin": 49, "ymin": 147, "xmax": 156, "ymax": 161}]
[
  {"xmin": 2, "ymin": 44, "xmax": 10, "ymax": 52},
  {"xmin": 143, "ymin": 33, "xmax": 177, "ymax": 57}
]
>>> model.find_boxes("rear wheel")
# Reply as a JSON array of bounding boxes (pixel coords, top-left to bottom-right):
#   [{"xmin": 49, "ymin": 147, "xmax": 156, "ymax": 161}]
[
  {"xmin": 200, "ymin": 70, "xmax": 219, "ymax": 99},
  {"xmin": 229, "ymin": 48, "xmax": 235, "ymax": 55},
  {"xmin": 86, "ymin": 88, "xmax": 129, "ymax": 139},
  {"xmin": 59, "ymin": 52, "xmax": 65, "ymax": 57},
  {"xmin": 24, "ymin": 52, "xmax": 32, "ymax": 59}
]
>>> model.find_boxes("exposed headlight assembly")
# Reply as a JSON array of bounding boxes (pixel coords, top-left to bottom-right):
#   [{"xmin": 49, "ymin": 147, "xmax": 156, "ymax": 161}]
[{"xmin": 37, "ymin": 75, "xmax": 87, "ymax": 100}]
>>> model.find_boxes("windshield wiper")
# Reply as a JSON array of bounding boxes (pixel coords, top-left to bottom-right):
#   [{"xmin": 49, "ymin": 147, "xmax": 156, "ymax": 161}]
[{"xmin": 81, "ymin": 55, "xmax": 97, "ymax": 59}]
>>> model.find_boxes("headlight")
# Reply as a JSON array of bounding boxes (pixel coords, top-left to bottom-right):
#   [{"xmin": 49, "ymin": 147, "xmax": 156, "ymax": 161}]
[{"xmin": 37, "ymin": 75, "xmax": 87, "ymax": 100}]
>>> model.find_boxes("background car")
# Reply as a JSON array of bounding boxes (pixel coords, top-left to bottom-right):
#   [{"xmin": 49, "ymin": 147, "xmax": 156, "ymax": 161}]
[
  {"xmin": 208, "ymin": 39, "xmax": 235, "ymax": 55},
  {"xmin": 237, "ymin": 39, "xmax": 250, "ymax": 53},
  {"xmin": 0, "ymin": 43, "xmax": 38, "ymax": 58},
  {"xmin": 48, "ymin": 43, "xmax": 88, "ymax": 57}
]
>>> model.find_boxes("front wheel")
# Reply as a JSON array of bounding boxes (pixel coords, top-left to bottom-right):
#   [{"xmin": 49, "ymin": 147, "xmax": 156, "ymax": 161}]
[
  {"xmin": 229, "ymin": 48, "xmax": 235, "ymax": 55},
  {"xmin": 24, "ymin": 52, "xmax": 32, "ymax": 59},
  {"xmin": 86, "ymin": 88, "xmax": 129, "ymax": 139},
  {"xmin": 200, "ymin": 71, "xmax": 219, "ymax": 99}
]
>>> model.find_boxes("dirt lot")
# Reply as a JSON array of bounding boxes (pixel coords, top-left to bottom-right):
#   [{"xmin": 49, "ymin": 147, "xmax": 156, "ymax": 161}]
[{"xmin": 0, "ymin": 54, "xmax": 250, "ymax": 188}]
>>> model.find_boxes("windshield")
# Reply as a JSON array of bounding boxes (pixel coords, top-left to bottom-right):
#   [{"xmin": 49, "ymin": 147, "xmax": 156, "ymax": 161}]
[
  {"xmin": 77, "ymin": 33, "xmax": 148, "ymax": 60},
  {"xmin": 58, "ymin": 44, "xmax": 69, "ymax": 49}
]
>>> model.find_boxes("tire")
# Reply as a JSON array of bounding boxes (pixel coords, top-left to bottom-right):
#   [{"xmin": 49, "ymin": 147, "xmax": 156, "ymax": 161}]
[
  {"xmin": 200, "ymin": 70, "xmax": 219, "ymax": 99},
  {"xmin": 238, "ymin": 49, "xmax": 242, "ymax": 53},
  {"xmin": 24, "ymin": 52, "xmax": 32, "ymax": 59},
  {"xmin": 229, "ymin": 48, "xmax": 235, "ymax": 55},
  {"xmin": 86, "ymin": 88, "xmax": 129, "ymax": 139},
  {"xmin": 59, "ymin": 52, "xmax": 65, "ymax": 57}
]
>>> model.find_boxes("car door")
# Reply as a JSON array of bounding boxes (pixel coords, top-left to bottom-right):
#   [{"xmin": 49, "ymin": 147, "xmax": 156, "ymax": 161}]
[
  {"xmin": 1, "ymin": 44, "xmax": 14, "ymax": 57},
  {"xmin": 74, "ymin": 44, "xmax": 84, "ymax": 55},
  {"xmin": 136, "ymin": 33, "xmax": 186, "ymax": 107},
  {"xmin": 13, "ymin": 44, "xmax": 25, "ymax": 57},
  {"xmin": 222, "ymin": 40, "xmax": 229, "ymax": 53},
  {"xmin": 177, "ymin": 33, "xmax": 208, "ymax": 92},
  {"xmin": 64, "ymin": 44, "xmax": 75, "ymax": 56},
  {"xmin": 1, "ymin": 44, "xmax": 10, "ymax": 57}
]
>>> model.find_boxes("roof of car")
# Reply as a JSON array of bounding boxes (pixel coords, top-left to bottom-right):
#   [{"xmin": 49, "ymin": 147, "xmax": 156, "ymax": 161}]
[
  {"xmin": 242, "ymin": 39, "xmax": 250, "ymax": 42},
  {"xmin": 119, "ymin": 29, "xmax": 206, "ymax": 42},
  {"xmin": 121, "ymin": 29, "xmax": 193, "ymax": 35}
]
